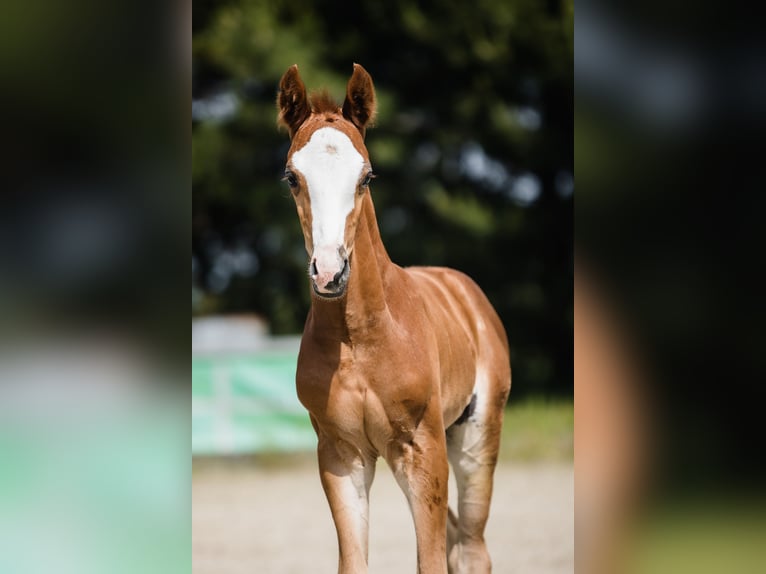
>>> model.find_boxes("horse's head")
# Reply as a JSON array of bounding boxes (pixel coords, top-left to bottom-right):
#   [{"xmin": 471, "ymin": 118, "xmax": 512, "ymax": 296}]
[{"xmin": 277, "ymin": 64, "xmax": 377, "ymax": 300}]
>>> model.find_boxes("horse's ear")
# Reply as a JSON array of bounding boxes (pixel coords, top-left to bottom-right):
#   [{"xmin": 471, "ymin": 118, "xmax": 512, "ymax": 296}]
[
  {"xmin": 277, "ymin": 65, "xmax": 311, "ymax": 138},
  {"xmin": 342, "ymin": 63, "xmax": 377, "ymax": 137}
]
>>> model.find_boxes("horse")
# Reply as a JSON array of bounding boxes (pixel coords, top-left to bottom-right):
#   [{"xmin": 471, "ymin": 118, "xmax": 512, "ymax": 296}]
[{"xmin": 277, "ymin": 63, "xmax": 511, "ymax": 574}]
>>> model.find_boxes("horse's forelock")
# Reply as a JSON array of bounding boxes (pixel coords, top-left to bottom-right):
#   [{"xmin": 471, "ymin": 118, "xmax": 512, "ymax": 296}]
[{"xmin": 310, "ymin": 90, "xmax": 341, "ymax": 115}]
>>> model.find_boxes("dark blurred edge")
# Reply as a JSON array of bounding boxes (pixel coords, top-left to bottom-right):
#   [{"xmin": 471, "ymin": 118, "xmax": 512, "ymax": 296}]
[
  {"xmin": 577, "ymin": 0, "xmax": 766, "ymax": 492},
  {"xmin": 575, "ymin": 0, "xmax": 766, "ymax": 572},
  {"xmin": 0, "ymin": 0, "xmax": 189, "ymax": 366},
  {"xmin": 576, "ymin": 0, "xmax": 766, "ymax": 570},
  {"xmin": 0, "ymin": 1, "xmax": 190, "ymax": 573}
]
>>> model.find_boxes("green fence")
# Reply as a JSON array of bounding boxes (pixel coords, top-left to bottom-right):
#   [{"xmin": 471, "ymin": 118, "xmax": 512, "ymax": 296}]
[{"xmin": 192, "ymin": 349, "xmax": 315, "ymax": 455}]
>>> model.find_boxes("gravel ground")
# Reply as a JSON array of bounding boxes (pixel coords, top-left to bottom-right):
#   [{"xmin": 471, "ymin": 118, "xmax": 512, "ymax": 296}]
[{"xmin": 193, "ymin": 458, "xmax": 573, "ymax": 574}]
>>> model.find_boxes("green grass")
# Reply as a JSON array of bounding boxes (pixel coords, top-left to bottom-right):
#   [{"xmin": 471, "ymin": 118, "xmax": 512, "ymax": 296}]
[{"xmin": 499, "ymin": 398, "xmax": 573, "ymax": 462}]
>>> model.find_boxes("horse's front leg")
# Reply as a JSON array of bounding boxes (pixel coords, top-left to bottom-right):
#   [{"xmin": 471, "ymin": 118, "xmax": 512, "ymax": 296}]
[
  {"xmin": 387, "ymin": 408, "xmax": 450, "ymax": 574},
  {"xmin": 317, "ymin": 433, "xmax": 376, "ymax": 574}
]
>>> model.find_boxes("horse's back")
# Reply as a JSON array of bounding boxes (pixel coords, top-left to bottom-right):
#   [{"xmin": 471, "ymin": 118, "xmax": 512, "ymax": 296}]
[{"xmin": 405, "ymin": 266, "xmax": 508, "ymax": 351}]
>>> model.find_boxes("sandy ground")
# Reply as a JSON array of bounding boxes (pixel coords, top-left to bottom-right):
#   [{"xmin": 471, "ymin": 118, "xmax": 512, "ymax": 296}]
[{"xmin": 193, "ymin": 458, "xmax": 573, "ymax": 574}]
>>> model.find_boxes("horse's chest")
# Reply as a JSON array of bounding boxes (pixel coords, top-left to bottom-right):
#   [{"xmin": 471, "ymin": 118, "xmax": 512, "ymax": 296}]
[
  {"xmin": 296, "ymin": 339, "xmax": 433, "ymax": 448},
  {"xmin": 296, "ymin": 344, "xmax": 364, "ymax": 429}
]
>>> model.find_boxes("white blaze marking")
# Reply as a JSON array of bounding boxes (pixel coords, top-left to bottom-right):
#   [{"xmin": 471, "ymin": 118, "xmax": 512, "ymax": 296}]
[{"xmin": 292, "ymin": 127, "xmax": 365, "ymax": 252}]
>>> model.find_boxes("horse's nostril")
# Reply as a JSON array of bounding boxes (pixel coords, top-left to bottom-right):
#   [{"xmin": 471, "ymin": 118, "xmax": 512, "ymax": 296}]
[
  {"xmin": 330, "ymin": 259, "xmax": 349, "ymax": 287},
  {"xmin": 310, "ymin": 260, "xmax": 318, "ymax": 277}
]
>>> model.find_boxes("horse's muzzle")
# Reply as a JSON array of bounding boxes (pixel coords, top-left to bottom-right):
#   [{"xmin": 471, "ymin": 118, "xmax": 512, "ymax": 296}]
[{"xmin": 310, "ymin": 255, "xmax": 349, "ymax": 299}]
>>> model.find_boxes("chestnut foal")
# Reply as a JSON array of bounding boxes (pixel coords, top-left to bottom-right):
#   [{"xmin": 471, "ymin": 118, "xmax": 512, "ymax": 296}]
[{"xmin": 277, "ymin": 64, "xmax": 511, "ymax": 574}]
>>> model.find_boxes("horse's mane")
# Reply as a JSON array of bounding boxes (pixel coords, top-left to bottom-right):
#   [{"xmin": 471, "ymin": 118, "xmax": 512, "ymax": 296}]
[{"xmin": 310, "ymin": 90, "xmax": 341, "ymax": 114}]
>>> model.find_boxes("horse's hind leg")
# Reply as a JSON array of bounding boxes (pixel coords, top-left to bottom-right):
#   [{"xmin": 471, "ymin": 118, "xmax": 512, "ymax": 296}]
[{"xmin": 445, "ymin": 373, "xmax": 509, "ymax": 574}]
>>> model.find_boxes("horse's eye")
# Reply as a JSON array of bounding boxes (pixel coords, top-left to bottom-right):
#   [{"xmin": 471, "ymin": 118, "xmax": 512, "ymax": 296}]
[
  {"xmin": 361, "ymin": 172, "xmax": 375, "ymax": 188},
  {"xmin": 284, "ymin": 171, "xmax": 298, "ymax": 189}
]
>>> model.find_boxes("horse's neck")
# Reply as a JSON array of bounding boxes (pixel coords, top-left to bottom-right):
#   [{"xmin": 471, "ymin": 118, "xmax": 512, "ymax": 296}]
[{"xmin": 309, "ymin": 194, "xmax": 393, "ymax": 339}]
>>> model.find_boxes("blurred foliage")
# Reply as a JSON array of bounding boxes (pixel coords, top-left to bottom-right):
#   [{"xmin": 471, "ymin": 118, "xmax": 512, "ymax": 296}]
[{"xmin": 192, "ymin": 0, "xmax": 572, "ymax": 397}]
